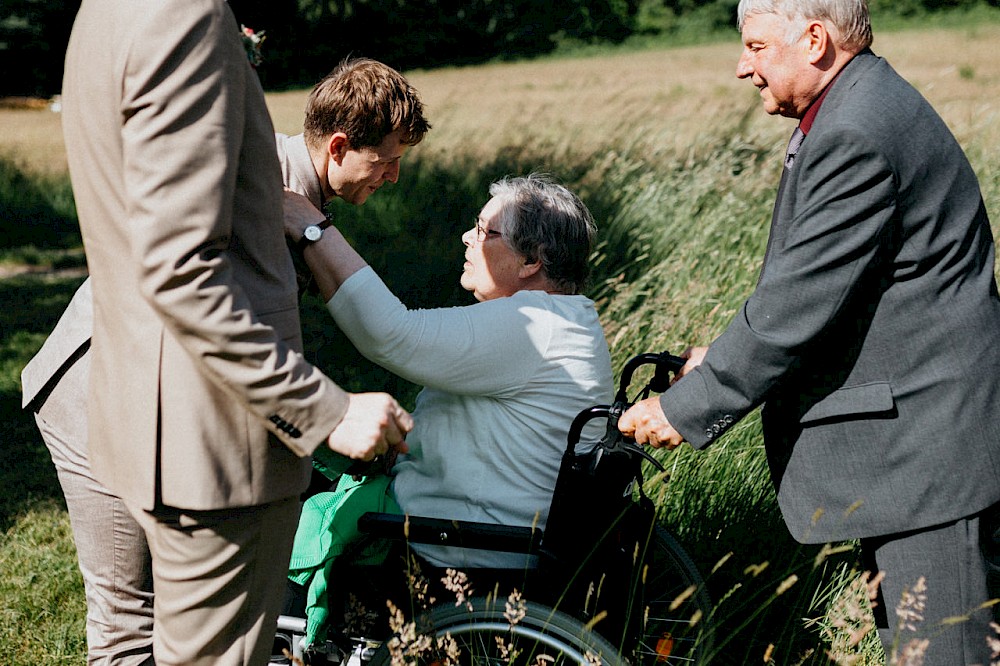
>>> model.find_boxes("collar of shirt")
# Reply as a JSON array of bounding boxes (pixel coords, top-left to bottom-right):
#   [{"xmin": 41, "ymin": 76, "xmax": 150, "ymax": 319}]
[
  {"xmin": 799, "ymin": 68, "xmax": 843, "ymax": 135},
  {"xmin": 281, "ymin": 133, "xmax": 326, "ymax": 210}
]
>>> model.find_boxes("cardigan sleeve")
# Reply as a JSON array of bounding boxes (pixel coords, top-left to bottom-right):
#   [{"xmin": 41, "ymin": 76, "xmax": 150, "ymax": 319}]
[{"xmin": 327, "ymin": 267, "xmax": 549, "ymax": 396}]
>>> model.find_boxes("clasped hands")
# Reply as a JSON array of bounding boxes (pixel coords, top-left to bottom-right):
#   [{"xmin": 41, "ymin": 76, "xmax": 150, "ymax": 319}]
[
  {"xmin": 618, "ymin": 346, "xmax": 706, "ymax": 451},
  {"xmin": 330, "ymin": 392, "xmax": 412, "ymax": 463}
]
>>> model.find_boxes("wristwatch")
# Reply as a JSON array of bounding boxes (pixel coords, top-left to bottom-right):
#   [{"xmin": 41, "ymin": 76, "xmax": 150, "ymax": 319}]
[{"xmin": 297, "ymin": 219, "xmax": 331, "ymax": 252}]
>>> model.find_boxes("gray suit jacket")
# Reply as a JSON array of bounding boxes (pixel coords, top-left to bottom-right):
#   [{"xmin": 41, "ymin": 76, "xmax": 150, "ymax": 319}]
[
  {"xmin": 664, "ymin": 51, "xmax": 1000, "ymax": 542},
  {"xmin": 60, "ymin": 0, "xmax": 349, "ymax": 511}
]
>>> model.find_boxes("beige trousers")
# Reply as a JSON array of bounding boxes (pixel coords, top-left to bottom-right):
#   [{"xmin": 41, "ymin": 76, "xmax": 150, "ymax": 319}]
[
  {"xmin": 129, "ymin": 496, "xmax": 300, "ymax": 666},
  {"xmin": 34, "ymin": 348, "xmax": 155, "ymax": 666}
]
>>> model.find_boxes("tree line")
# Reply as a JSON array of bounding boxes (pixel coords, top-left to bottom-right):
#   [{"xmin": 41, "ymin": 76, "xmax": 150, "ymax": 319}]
[{"xmin": 1, "ymin": 0, "xmax": 997, "ymax": 98}]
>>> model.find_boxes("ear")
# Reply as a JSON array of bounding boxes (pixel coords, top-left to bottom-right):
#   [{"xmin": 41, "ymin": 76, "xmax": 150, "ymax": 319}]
[
  {"xmin": 327, "ymin": 132, "xmax": 351, "ymax": 165},
  {"xmin": 518, "ymin": 258, "xmax": 543, "ymax": 280},
  {"xmin": 804, "ymin": 20, "xmax": 831, "ymax": 65}
]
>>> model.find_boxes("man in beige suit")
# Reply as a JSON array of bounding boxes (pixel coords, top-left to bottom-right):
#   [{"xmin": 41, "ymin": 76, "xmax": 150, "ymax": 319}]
[
  {"xmin": 25, "ymin": 55, "xmax": 430, "ymax": 664},
  {"xmin": 60, "ymin": 1, "xmax": 412, "ymax": 662}
]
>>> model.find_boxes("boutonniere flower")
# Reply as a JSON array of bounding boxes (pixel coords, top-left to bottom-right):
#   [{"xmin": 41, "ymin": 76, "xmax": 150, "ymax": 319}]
[{"xmin": 240, "ymin": 25, "xmax": 265, "ymax": 68}]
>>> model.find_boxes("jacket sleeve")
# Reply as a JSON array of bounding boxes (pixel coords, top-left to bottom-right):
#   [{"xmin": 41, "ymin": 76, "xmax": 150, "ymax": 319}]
[
  {"xmin": 664, "ymin": 124, "xmax": 898, "ymax": 448},
  {"xmin": 120, "ymin": 2, "xmax": 348, "ymax": 456}
]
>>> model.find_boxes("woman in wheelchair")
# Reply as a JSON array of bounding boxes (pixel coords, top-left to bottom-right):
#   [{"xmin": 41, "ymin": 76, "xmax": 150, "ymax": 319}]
[{"xmin": 283, "ymin": 174, "xmax": 614, "ymax": 648}]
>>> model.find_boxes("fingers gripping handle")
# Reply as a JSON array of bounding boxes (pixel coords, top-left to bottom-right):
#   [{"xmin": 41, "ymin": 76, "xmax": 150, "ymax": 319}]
[
  {"xmin": 568, "ymin": 350, "xmax": 684, "ymax": 472},
  {"xmin": 565, "ymin": 404, "xmax": 665, "ymax": 472}
]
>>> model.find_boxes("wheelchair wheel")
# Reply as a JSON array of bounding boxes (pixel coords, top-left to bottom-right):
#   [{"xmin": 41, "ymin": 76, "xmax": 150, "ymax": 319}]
[
  {"xmin": 368, "ymin": 596, "xmax": 627, "ymax": 666},
  {"xmin": 632, "ymin": 525, "xmax": 713, "ymax": 665}
]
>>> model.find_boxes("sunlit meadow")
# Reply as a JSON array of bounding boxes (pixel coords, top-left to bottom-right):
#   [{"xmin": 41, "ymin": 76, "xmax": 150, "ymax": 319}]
[{"xmin": 2, "ymin": 18, "xmax": 1000, "ymax": 665}]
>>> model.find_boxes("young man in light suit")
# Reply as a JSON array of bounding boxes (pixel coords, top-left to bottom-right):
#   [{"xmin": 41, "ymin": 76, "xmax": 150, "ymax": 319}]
[
  {"xmin": 54, "ymin": 2, "xmax": 417, "ymax": 661},
  {"xmin": 23, "ymin": 56, "xmax": 429, "ymax": 665},
  {"xmin": 620, "ymin": 0, "xmax": 1000, "ymax": 662}
]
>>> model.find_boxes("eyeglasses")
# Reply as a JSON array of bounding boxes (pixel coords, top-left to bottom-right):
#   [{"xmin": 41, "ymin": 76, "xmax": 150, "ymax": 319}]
[{"xmin": 475, "ymin": 219, "xmax": 503, "ymax": 243}]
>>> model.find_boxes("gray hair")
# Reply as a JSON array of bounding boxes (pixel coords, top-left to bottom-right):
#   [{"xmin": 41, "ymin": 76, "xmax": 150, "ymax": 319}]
[
  {"xmin": 737, "ymin": 0, "xmax": 872, "ymax": 52},
  {"xmin": 488, "ymin": 174, "xmax": 597, "ymax": 295}
]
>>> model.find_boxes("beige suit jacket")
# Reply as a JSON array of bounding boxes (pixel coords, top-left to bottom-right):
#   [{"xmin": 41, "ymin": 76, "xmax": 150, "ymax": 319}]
[{"xmin": 61, "ymin": 0, "xmax": 349, "ymax": 511}]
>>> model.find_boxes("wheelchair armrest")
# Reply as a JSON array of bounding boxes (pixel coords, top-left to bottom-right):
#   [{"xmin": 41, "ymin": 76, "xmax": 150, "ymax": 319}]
[{"xmin": 358, "ymin": 512, "xmax": 542, "ymax": 554}]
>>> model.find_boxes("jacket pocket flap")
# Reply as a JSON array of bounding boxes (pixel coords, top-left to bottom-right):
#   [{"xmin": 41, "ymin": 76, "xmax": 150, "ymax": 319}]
[{"xmin": 800, "ymin": 382, "xmax": 894, "ymax": 424}]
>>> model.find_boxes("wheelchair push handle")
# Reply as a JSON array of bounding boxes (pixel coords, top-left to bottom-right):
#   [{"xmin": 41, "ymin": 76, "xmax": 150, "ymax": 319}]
[
  {"xmin": 565, "ymin": 351, "xmax": 687, "ymax": 472},
  {"xmin": 613, "ymin": 351, "xmax": 686, "ymax": 403},
  {"xmin": 566, "ymin": 405, "xmax": 663, "ymax": 472},
  {"xmin": 565, "ymin": 406, "xmax": 666, "ymax": 473}
]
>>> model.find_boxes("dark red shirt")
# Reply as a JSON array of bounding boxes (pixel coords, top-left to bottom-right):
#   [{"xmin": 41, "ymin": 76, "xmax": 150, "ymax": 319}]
[{"xmin": 799, "ymin": 69, "xmax": 843, "ymax": 135}]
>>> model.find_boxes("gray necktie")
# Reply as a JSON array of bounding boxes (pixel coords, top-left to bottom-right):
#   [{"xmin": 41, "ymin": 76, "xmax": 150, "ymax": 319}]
[{"xmin": 784, "ymin": 126, "xmax": 805, "ymax": 169}]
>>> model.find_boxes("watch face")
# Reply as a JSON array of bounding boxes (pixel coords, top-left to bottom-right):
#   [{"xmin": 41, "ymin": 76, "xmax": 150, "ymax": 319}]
[{"xmin": 304, "ymin": 225, "xmax": 323, "ymax": 242}]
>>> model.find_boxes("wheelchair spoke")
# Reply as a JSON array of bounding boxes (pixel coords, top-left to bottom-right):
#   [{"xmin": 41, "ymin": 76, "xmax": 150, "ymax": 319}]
[{"xmin": 628, "ymin": 526, "xmax": 713, "ymax": 666}]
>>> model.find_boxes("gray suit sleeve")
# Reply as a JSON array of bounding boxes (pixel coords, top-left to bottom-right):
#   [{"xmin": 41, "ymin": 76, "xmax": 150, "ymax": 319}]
[{"xmin": 664, "ymin": 125, "xmax": 898, "ymax": 447}]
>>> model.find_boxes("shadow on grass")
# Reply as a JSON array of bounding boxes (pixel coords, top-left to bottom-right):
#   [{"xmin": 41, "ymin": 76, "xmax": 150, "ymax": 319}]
[
  {"xmin": 698, "ymin": 517, "xmax": 859, "ymax": 664},
  {"xmin": 0, "ymin": 391, "xmax": 59, "ymax": 533},
  {"xmin": 0, "ymin": 155, "xmax": 80, "ymax": 251}
]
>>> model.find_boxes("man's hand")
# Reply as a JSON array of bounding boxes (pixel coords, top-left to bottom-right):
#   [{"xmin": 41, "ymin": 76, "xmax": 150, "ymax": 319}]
[
  {"xmin": 619, "ymin": 397, "xmax": 685, "ymax": 450},
  {"xmin": 327, "ymin": 393, "xmax": 413, "ymax": 461},
  {"xmin": 671, "ymin": 345, "xmax": 708, "ymax": 385},
  {"xmin": 283, "ymin": 188, "xmax": 326, "ymax": 240}
]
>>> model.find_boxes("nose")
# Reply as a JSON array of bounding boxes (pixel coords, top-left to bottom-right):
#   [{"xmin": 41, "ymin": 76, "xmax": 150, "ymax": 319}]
[
  {"xmin": 461, "ymin": 226, "xmax": 475, "ymax": 247},
  {"xmin": 736, "ymin": 49, "xmax": 752, "ymax": 79},
  {"xmin": 384, "ymin": 161, "xmax": 400, "ymax": 184}
]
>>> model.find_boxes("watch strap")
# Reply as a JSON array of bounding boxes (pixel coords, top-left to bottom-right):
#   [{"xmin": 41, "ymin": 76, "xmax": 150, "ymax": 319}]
[{"xmin": 296, "ymin": 218, "xmax": 332, "ymax": 252}]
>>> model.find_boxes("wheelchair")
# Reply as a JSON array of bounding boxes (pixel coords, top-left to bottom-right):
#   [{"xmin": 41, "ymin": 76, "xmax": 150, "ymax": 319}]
[{"xmin": 271, "ymin": 351, "xmax": 713, "ymax": 666}]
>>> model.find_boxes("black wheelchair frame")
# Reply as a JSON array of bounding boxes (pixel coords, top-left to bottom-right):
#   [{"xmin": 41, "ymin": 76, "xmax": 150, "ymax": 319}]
[{"xmin": 272, "ymin": 351, "xmax": 713, "ymax": 666}]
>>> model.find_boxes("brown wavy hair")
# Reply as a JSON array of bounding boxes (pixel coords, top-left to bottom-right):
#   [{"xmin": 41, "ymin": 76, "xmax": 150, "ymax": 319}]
[{"xmin": 303, "ymin": 57, "xmax": 431, "ymax": 150}]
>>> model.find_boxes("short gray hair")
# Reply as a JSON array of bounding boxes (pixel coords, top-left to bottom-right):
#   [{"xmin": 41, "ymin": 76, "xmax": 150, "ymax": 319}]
[
  {"xmin": 488, "ymin": 174, "xmax": 597, "ymax": 295},
  {"xmin": 737, "ymin": 0, "xmax": 872, "ymax": 52}
]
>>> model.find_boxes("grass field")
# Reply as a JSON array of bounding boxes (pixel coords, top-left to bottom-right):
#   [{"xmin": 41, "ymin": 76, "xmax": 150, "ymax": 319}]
[{"xmin": 3, "ymin": 16, "xmax": 1000, "ymax": 665}]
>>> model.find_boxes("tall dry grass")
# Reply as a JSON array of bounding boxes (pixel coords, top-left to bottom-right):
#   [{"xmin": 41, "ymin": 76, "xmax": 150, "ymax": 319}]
[{"xmin": 7, "ymin": 22, "xmax": 1000, "ymax": 178}]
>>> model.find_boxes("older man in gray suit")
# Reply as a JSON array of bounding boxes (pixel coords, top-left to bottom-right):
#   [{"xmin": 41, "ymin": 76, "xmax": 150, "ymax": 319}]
[
  {"xmin": 621, "ymin": 0, "xmax": 1000, "ymax": 662},
  {"xmin": 58, "ymin": 2, "xmax": 412, "ymax": 664}
]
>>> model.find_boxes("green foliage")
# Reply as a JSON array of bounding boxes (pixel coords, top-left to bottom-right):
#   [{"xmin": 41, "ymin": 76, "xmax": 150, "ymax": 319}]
[
  {"xmin": 635, "ymin": 0, "xmax": 679, "ymax": 34},
  {"xmin": 870, "ymin": 0, "xmax": 1000, "ymax": 29},
  {"xmin": 0, "ymin": 0, "xmax": 79, "ymax": 97},
  {"xmin": 869, "ymin": 0, "xmax": 1000, "ymax": 17}
]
